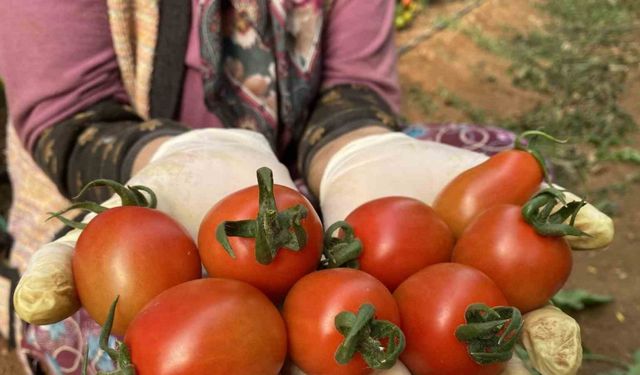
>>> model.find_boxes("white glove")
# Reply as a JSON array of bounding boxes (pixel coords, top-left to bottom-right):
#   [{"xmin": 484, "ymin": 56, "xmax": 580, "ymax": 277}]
[
  {"xmin": 522, "ymin": 305, "xmax": 582, "ymax": 375},
  {"xmin": 319, "ymin": 133, "xmax": 487, "ymax": 226},
  {"xmin": 319, "ymin": 132, "xmax": 613, "ymax": 249},
  {"xmin": 14, "ymin": 128, "xmax": 295, "ymax": 324}
]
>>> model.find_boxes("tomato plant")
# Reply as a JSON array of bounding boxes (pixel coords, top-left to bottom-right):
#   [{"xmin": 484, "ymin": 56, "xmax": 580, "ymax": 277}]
[
  {"xmin": 198, "ymin": 167, "xmax": 323, "ymax": 302},
  {"xmin": 452, "ymin": 189, "xmax": 583, "ymax": 313},
  {"xmin": 332, "ymin": 196, "xmax": 454, "ymax": 290},
  {"xmin": 432, "ymin": 131, "xmax": 564, "ymax": 237},
  {"xmin": 282, "ymin": 268, "xmax": 404, "ymax": 375},
  {"xmin": 59, "ymin": 180, "xmax": 201, "ymax": 336},
  {"xmin": 119, "ymin": 278, "xmax": 287, "ymax": 375},
  {"xmin": 394, "ymin": 263, "xmax": 521, "ymax": 375}
]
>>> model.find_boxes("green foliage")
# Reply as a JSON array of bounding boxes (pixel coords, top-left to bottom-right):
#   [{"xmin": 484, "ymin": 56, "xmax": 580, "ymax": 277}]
[
  {"xmin": 461, "ymin": 0, "xmax": 640, "ymax": 193},
  {"xmin": 437, "ymin": 87, "xmax": 487, "ymax": 124},
  {"xmin": 551, "ymin": 289, "xmax": 613, "ymax": 311},
  {"xmin": 406, "ymin": 84, "xmax": 439, "ymax": 117},
  {"xmin": 395, "ymin": 0, "xmax": 429, "ymax": 30},
  {"xmin": 595, "ymin": 350, "xmax": 640, "ymax": 375},
  {"xmin": 514, "ymin": 344, "xmax": 542, "ymax": 375}
]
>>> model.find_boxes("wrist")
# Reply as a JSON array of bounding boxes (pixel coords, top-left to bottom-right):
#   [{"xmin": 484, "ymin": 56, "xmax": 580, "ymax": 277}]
[
  {"xmin": 307, "ymin": 126, "xmax": 393, "ymax": 197},
  {"xmin": 131, "ymin": 136, "xmax": 173, "ymax": 176}
]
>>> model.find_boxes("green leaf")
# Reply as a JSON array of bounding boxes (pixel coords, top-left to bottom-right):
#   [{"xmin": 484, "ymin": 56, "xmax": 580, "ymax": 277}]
[
  {"xmin": 604, "ymin": 147, "xmax": 640, "ymax": 165},
  {"xmin": 551, "ymin": 289, "xmax": 613, "ymax": 311},
  {"xmin": 594, "ymin": 348, "xmax": 640, "ymax": 374},
  {"xmin": 514, "ymin": 344, "xmax": 542, "ymax": 375}
]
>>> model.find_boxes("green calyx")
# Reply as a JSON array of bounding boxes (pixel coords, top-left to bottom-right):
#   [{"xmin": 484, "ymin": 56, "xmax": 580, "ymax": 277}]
[
  {"xmin": 216, "ymin": 167, "xmax": 308, "ymax": 265},
  {"xmin": 334, "ymin": 304, "xmax": 405, "ymax": 370},
  {"xmin": 322, "ymin": 221, "xmax": 362, "ymax": 269},
  {"xmin": 521, "ymin": 187, "xmax": 588, "ymax": 237},
  {"xmin": 82, "ymin": 296, "xmax": 136, "ymax": 375},
  {"xmin": 455, "ymin": 303, "xmax": 523, "ymax": 365},
  {"xmin": 514, "ymin": 130, "xmax": 567, "ymax": 185},
  {"xmin": 48, "ymin": 179, "xmax": 157, "ymax": 230}
]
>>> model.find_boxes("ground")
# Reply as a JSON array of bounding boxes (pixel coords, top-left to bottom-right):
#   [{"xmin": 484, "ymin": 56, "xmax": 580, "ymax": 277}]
[{"xmin": 1, "ymin": 0, "xmax": 639, "ymax": 374}]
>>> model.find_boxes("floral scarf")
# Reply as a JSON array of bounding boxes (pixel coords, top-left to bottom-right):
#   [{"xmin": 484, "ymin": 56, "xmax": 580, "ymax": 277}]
[{"xmin": 200, "ymin": 0, "xmax": 326, "ymax": 152}]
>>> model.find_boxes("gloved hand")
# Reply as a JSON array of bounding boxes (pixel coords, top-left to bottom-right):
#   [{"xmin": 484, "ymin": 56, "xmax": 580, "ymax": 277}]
[
  {"xmin": 319, "ymin": 132, "xmax": 614, "ymax": 249},
  {"xmin": 13, "ymin": 128, "xmax": 296, "ymax": 325}
]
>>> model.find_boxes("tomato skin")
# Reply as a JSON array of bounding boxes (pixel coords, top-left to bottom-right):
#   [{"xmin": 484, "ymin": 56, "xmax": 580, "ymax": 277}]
[
  {"xmin": 73, "ymin": 206, "xmax": 201, "ymax": 336},
  {"xmin": 345, "ymin": 197, "xmax": 454, "ymax": 290},
  {"xmin": 282, "ymin": 268, "xmax": 401, "ymax": 375},
  {"xmin": 452, "ymin": 204, "xmax": 572, "ymax": 313},
  {"xmin": 124, "ymin": 278, "xmax": 287, "ymax": 375},
  {"xmin": 432, "ymin": 150, "xmax": 543, "ymax": 237},
  {"xmin": 198, "ymin": 184, "xmax": 323, "ymax": 302},
  {"xmin": 394, "ymin": 263, "xmax": 508, "ymax": 375}
]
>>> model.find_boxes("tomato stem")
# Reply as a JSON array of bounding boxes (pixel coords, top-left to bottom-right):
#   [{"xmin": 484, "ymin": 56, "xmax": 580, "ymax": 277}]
[
  {"xmin": 82, "ymin": 296, "xmax": 136, "ymax": 375},
  {"xmin": 216, "ymin": 167, "xmax": 309, "ymax": 265},
  {"xmin": 49, "ymin": 179, "xmax": 157, "ymax": 229},
  {"xmin": 334, "ymin": 304, "xmax": 405, "ymax": 370},
  {"xmin": 514, "ymin": 130, "xmax": 567, "ymax": 185},
  {"xmin": 455, "ymin": 304, "xmax": 523, "ymax": 365},
  {"xmin": 521, "ymin": 187, "xmax": 589, "ymax": 237},
  {"xmin": 322, "ymin": 221, "xmax": 362, "ymax": 269}
]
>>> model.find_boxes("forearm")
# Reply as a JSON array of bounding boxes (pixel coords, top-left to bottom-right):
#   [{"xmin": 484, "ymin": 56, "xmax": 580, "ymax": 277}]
[
  {"xmin": 32, "ymin": 100, "xmax": 188, "ymax": 201},
  {"xmin": 307, "ymin": 126, "xmax": 392, "ymax": 197}
]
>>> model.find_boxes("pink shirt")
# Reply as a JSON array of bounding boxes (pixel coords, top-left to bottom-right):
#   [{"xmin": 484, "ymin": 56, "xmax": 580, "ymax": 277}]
[{"xmin": 0, "ymin": 0, "xmax": 400, "ymax": 149}]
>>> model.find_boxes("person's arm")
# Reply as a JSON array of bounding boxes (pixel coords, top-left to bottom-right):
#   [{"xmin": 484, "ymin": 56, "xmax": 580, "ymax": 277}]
[
  {"xmin": 0, "ymin": 0, "xmax": 128, "ymax": 148},
  {"xmin": 0, "ymin": 1, "xmax": 185, "ymax": 201},
  {"xmin": 298, "ymin": 0, "xmax": 401, "ymax": 196}
]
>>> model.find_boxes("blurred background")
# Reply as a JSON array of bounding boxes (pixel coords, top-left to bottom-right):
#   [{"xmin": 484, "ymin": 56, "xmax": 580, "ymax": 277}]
[{"xmin": 1, "ymin": 0, "xmax": 639, "ymax": 373}]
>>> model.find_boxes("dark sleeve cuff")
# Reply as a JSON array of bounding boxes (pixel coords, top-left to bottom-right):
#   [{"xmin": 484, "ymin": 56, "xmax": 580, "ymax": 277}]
[
  {"xmin": 297, "ymin": 84, "xmax": 402, "ymax": 179},
  {"xmin": 33, "ymin": 99, "xmax": 188, "ymax": 201}
]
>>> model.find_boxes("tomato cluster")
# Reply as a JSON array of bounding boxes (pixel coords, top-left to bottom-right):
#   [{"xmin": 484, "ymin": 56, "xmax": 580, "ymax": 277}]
[{"xmin": 67, "ymin": 132, "xmax": 585, "ymax": 375}]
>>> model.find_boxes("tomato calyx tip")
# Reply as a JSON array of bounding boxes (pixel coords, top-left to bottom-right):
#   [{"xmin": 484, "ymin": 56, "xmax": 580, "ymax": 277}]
[
  {"xmin": 48, "ymin": 179, "xmax": 158, "ymax": 230},
  {"xmin": 216, "ymin": 167, "xmax": 309, "ymax": 265},
  {"xmin": 455, "ymin": 303, "xmax": 523, "ymax": 365},
  {"xmin": 322, "ymin": 221, "xmax": 362, "ymax": 269},
  {"xmin": 82, "ymin": 296, "xmax": 136, "ymax": 375},
  {"xmin": 521, "ymin": 187, "xmax": 589, "ymax": 237},
  {"xmin": 514, "ymin": 130, "xmax": 567, "ymax": 185},
  {"xmin": 334, "ymin": 303, "xmax": 405, "ymax": 370}
]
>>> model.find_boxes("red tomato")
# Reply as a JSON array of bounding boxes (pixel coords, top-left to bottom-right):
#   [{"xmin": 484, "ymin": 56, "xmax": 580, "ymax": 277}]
[
  {"xmin": 344, "ymin": 196, "xmax": 454, "ymax": 290},
  {"xmin": 452, "ymin": 204, "xmax": 572, "ymax": 313},
  {"xmin": 433, "ymin": 150, "xmax": 543, "ymax": 237},
  {"xmin": 73, "ymin": 206, "xmax": 201, "ymax": 335},
  {"xmin": 198, "ymin": 183, "xmax": 323, "ymax": 302},
  {"xmin": 125, "ymin": 278, "xmax": 287, "ymax": 375},
  {"xmin": 283, "ymin": 268, "xmax": 402, "ymax": 375},
  {"xmin": 394, "ymin": 263, "xmax": 509, "ymax": 375}
]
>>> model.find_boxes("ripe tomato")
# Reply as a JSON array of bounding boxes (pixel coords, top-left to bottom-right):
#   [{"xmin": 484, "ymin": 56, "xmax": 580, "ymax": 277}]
[
  {"xmin": 394, "ymin": 263, "xmax": 510, "ymax": 375},
  {"xmin": 432, "ymin": 149, "xmax": 543, "ymax": 237},
  {"xmin": 125, "ymin": 278, "xmax": 287, "ymax": 375},
  {"xmin": 73, "ymin": 206, "xmax": 201, "ymax": 335},
  {"xmin": 343, "ymin": 196, "xmax": 454, "ymax": 290},
  {"xmin": 452, "ymin": 204, "xmax": 572, "ymax": 313},
  {"xmin": 198, "ymin": 168, "xmax": 323, "ymax": 302},
  {"xmin": 283, "ymin": 268, "xmax": 403, "ymax": 375}
]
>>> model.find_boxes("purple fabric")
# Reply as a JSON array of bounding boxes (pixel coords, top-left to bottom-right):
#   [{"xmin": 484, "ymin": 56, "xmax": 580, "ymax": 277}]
[
  {"xmin": 22, "ymin": 309, "xmax": 117, "ymax": 375},
  {"xmin": 322, "ymin": 0, "xmax": 401, "ymax": 113},
  {"xmin": 178, "ymin": 0, "xmax": 225, "ymax": 129},
  {"xmin": 0, "ymin": 0, "xmax": 129, "ymax": 149},
  {"xmin": 403, "ymin": 123, "xmax": 517, "ymax": 155},
  {"xmin": 3, "ymin": 0, "xmax": 401, "ymax": 148}
]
